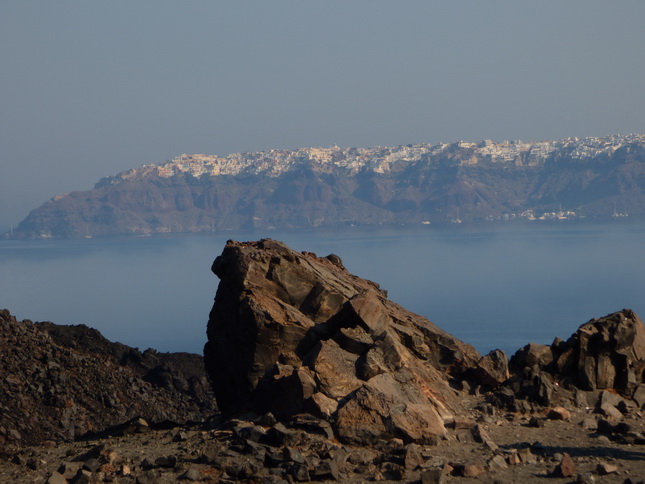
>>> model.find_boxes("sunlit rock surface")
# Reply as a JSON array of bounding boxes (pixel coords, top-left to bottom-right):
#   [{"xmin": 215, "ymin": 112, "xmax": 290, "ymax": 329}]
[{"xmin": 204, "ymin": 239, "xmax": 481, "ymax": 443}]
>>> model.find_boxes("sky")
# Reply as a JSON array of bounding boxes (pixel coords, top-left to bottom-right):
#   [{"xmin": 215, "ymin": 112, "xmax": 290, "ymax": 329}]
[{"xmin": 2, "ymin": 1, "xmax": 645, "ymax": 230}]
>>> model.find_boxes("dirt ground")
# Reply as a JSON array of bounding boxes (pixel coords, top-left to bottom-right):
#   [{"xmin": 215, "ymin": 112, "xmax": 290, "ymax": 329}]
[{"xmin": 1, "ymin": 393, "xmax": 643, "ymax": 484}]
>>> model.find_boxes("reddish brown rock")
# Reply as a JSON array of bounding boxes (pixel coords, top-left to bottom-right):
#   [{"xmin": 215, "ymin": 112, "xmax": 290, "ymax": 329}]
[
  {"xmin": 305, "ymin": 392, "xmax": 338, "ymax": 417},
  {"xmin": 507, "ymin": 452, "xmax": 521, "ymax": 465},
  {"xmin": 596, "ymin": 462, "xmax": 619, "ymax": 475},
  {"xmin": 204, "ymin": 239, "xmax": 480, "ymax": 443},
  {"xmin": 546, "ymin": 406, "xmax": 571, "ymax": 420},
  {"xmin": 310, "ymin": 339, "xmax": 361, "ymax": 399},
  {"xmin": 518, "ymin": 448, "xmax": 536, "ymax": 464},
  {"xmin": 463, "ymin": 463, "xmax": 486, "ymax": 477},
  {"xmin": 335, "ymin": 373, "xmax": 447, "ymax": 444},
  {"xmin": 487, "ymin": 454, "xmax": 508, "ymax": 470},
  {"xmin": 555, "ymin": 452, "xmax": 576, "ymax": 478},
  {"xmin": 472, "ymin": 349, "xmax": 510, "ymax": 389}
]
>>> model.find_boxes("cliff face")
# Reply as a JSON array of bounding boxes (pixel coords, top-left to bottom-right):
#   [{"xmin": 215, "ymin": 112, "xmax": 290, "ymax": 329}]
[{"xmin": 10, "ymin": 135, "xmax": 645, "ymax": 239}]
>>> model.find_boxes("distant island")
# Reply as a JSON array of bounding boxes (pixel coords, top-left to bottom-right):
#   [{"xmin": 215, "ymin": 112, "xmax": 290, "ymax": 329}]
[{"xmin": 8, "ymin": 134, "xmax": 645, "ymax": 239}]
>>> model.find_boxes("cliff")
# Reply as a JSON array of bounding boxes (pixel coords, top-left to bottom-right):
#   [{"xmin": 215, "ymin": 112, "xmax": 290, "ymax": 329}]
[{"xmin": 9, "ymin": 134, "xmax": 645, "ymax": 239}]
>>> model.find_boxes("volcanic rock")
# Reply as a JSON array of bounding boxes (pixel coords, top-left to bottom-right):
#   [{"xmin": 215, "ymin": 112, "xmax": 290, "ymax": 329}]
[
  {"xmin": 555, "ymin": 452, "xmax": 576, "ymax": 478},
  {"xmin": 204, "ymin": 239, "xmax": 481, "ymax": 443},
  {"xmin": 507, "ymin": 309, "xmax": 645, "ymax": 406},
  {"xmin": 471, "ymin": 349, "xmax": 510, "ymax": 389},
  {"xmin": 510, "ymin": 342, "xmax": 554, "ymax": 370},
  {"xmin": 0, "ymin": 309, "xmax": 216, "ymax": 445},
  {"xmin": 596, "ymin": 462, "xmax": 619, "ymax": 475},
  {"xmin": 633, "ymin": 384, "xmax": 645, "ymax": 408},
  {"xmin": 546, "ymin": 406, "xmax": 571, "ymax": 420},
  {"xmin": 462, "ymin": 463, "xmax": 486, "ymax": 477},
  {"xmin": 572, "ymin": 310, "xmax": 645, "ymax": 391}
]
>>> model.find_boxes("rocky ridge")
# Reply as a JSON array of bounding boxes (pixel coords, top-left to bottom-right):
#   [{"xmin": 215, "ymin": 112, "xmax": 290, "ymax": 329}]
[
  {"xmin": 10, "ymin": 134, "xmax": 645, "ymax": 239},
  {"xmin": 0, "ymin": 310, "xmax": 216, "ymax": 446}
]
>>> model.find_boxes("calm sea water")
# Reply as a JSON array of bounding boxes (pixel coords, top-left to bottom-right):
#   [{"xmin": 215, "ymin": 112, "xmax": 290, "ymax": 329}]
[{"xmin": 1, "ymin": 221, "xmax": 644, "ymax": 357}]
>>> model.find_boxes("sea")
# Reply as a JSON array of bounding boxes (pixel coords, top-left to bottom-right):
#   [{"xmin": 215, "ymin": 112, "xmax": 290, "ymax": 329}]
[{"xmin": 1, "ymin": 220, "xmax": 644, "ymax": 357}]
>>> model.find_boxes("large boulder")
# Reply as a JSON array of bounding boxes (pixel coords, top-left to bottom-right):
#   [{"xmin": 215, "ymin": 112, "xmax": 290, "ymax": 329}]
[
  {"xmin": 204, "ymin": 239, "xmax": 481, "ymax": 443},
  {"xmin": 570, "ymin": 310, "xmax": 645, "ymax": 392}
]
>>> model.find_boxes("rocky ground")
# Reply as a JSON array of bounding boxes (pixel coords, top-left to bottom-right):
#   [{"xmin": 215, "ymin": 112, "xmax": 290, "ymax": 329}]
[
  {"xmin": 3, "ymin": 238, "xmax": 645, "ymax": 483},
  {"xmin": 1, "ymin": 393, "xmax": 644, "ymax": 483}
]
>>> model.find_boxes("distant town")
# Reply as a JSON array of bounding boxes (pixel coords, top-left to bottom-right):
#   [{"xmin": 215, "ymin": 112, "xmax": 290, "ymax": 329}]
[
  {"xmin": 9, "ymin": 134, "xmax": 645, "ymax": 239},
  {"xmin": 107, "ymin": 133, "xmax": 645, "ymax": 182}
]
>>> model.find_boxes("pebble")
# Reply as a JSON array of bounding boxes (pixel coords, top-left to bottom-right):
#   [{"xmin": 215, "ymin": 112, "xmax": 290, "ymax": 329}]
[
  {"xmin": 45, "ymin": 472, "xmax": 67, "ymax": 484},
  {"xmin": 488, "ymin": 454, "xmax": 508, "ymax": 470},
  {"xmin": 547, "ymin": 406, "xmax": 571, "ymax": 420},
  {"xmin": 596, "ymin": 435, "xmax": 612, "ymax": 444},
  {"xmin": 463, "ymin": 463, "xmax": 486, "ymax": 477},
  {"xmin": 181, "ymin": 467, "xmax": 203, "ymax": 481},
  {"xmin": 576, "ymin": 472, "xmax": 596, "ymax": 483},
  {"xmin": 597, "ymin": 462, "xmax": 619, "ymax": 475}
]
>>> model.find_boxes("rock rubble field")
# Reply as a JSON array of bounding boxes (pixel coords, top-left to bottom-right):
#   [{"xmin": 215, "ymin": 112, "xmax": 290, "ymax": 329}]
[{"xmin": 2, "ymin": 239, "xmax": 645, "ymax": 483}]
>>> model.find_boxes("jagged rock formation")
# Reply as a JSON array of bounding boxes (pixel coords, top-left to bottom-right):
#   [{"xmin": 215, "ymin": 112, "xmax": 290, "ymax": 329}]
[
  {"xmin": 9, "ymin": 134, "xmax": 645, "ymax": 239},
  {"xmin": 203, "ymin": 239, "xmax": 645, "ymax": 446},
  {"xmin": 498, "ymin": 309, "xmax": 645, "ymax": 410},
  {"xmin": 204, "ymin": 239, "xmax": 481, "ymax": 444},
  {"xmin": 0, "ymin": 310, "xmax": 216, "ymax": 446}
]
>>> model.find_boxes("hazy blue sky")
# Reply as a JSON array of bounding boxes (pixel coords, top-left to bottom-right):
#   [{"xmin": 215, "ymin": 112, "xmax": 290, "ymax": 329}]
[{"xmin": 2, "ymin": 1, "xmax": 645, "ymax": 228}]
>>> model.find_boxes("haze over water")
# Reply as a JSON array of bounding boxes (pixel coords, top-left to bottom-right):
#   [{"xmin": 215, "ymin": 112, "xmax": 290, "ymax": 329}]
[{"xmin": 1, "ymin": 221, "xmax": 643, "ymax": 357}]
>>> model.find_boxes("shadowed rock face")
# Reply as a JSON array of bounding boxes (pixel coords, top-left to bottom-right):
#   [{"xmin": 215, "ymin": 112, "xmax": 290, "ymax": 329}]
[
  {"xmin": 505, "ymin": 309, "xmax": 645, "ymax": 408},
  {"xmin": 513, "ymin": 309, "xmax": 645, "ymax": 392},
  {"xmin": 204, "ymin": 239, "xmax": 481, "ymax": 444},
  {"xmin": 0, "ymin": 310, "xmax": 216, "ymax": 445},
  {"xmin": 571, "ymin": 310, "xmax": 645, "ymax": 392}
]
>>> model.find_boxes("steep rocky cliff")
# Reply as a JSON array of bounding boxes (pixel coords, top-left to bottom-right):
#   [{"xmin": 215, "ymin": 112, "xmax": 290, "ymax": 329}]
[{"xmin": 10, "ymin": 135, "xmax": 645, "ymax": 239}]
